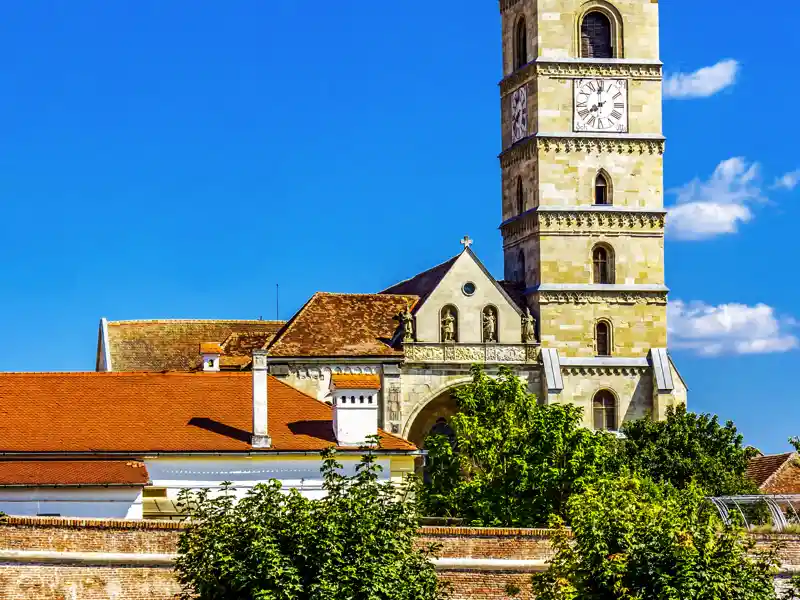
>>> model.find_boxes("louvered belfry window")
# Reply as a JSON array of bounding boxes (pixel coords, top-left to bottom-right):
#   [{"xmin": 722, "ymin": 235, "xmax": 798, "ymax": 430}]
[
  {"xmin": 581, "ymin": 12, "xmax": 613, "ymax": 58},
  {"xmin": 593, "ymin": 246, "xmax": 611, "ymax": 284}
]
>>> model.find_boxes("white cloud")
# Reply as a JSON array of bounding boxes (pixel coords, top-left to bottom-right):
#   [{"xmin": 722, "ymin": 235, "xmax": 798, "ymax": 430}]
[
  {"xmin": 772, "ymin": 169, "xmax": 800, "ymax": 191},
  {"xmin": 667, "ymin": 157, "xmax": 765, "ymax": 240},
  {"xmin": 668, "ymin": 300, "xmax": 798, "ymax": 356},
  {"xmin": 663, "ymin": 59, "xmax": 739, "ymax": 99}
]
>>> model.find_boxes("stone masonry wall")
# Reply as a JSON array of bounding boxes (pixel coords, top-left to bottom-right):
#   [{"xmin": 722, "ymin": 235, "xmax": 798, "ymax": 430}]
[{"xmin": 0, "ymin": 517, "xmax": 796, "ymax": 600}]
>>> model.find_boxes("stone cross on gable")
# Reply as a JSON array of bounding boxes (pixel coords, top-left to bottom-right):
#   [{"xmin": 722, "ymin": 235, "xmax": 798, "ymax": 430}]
[{"xmin": 460, "ymin": 235, "xmax": 473, "ymax": 249}]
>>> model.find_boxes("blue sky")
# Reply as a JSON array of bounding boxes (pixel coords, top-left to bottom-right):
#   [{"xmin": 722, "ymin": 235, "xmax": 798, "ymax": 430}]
[{"xmin": 0, "ymin": 1, "xmax": 796, "ymax": 453}]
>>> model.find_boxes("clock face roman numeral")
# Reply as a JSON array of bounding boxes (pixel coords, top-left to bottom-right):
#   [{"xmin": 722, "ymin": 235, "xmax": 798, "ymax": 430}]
[{"xmin": 574, "ymin": 78, "xmax": 628, "ymax": 133}]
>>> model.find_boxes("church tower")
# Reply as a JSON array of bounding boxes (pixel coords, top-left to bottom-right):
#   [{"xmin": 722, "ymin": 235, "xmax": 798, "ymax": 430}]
[{"xmin": 498, "ymin": 0, "xmax": 668, "ymax": 360}]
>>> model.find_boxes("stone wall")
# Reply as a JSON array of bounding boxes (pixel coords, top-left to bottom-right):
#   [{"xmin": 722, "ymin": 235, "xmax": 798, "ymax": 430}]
[{"xmin": 0, "ymin": 517, "xmax": 795, "ymax": 600}]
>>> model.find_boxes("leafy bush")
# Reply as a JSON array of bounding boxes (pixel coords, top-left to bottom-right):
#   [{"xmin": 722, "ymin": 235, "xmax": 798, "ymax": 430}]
[{"xmin": 175, "ymin": 445, "xmax": 446, "ymax": 600}]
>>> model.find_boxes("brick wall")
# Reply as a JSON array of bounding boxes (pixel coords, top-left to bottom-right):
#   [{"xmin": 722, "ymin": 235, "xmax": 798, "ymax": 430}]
[{"xmin": 0, "ymin": 517, "xmax": 796, "ymax": 600}]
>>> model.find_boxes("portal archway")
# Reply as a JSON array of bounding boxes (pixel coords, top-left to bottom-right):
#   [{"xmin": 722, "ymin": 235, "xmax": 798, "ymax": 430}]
[{"xmin": 405, "ymin": 387, "xmax": 460, "ymax": 450}]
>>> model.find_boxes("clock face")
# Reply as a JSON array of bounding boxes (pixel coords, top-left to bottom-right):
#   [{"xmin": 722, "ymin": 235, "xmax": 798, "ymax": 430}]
[
  {"xmin": 574, "ymin": 78, "xmax": 628, "ymax": 133},
  {"xmin": 511, "ymin": 86, "xmax": 528, "ymax": 144}
]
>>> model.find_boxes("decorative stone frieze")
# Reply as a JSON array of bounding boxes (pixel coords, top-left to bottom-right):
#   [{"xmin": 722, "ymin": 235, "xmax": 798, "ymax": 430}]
[
  {"xmin": 501, "ymin": 210, "xmax": 666, "ymax": 240},
  {"xmin": 500, "ymin": 61, "xmax": 662, "ymax": 97},
  {"xmin": 404, "ymin": 343, "xmax": 540, "ymax": 364},
  {"xmin": 500, "ymin": 136, "xmax": 665, "ymax": 167},
  {"xmin": 562, "ymin": 366, "xmax": 648, "ymax": 377},
  {"xmin": 535, "ymin": 291, "xmax": 668, "ymax": 306},
  {"xmin": 290, "ymin": 365, "xmax": 378, "ymax": 380}
]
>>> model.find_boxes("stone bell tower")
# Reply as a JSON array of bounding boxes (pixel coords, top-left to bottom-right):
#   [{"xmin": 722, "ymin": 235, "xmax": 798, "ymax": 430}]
[{"xmin": 498, "ymin": 0, "xmax": 668, "ymax": 359}]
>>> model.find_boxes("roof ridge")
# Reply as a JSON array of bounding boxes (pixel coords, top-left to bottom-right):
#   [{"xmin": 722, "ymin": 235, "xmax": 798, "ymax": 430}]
[
  {"xmin": 266, "ymin": 293, "xmax": 322, "ymax": 353},
  {"xmin": 379, "ymin": 254, "xmax": 460, "ymax": 294},
  {"xmin": 108, "ymin": 319, "xmax": 285, "ymax": 325},
  {"xmin": 313, "ymin": 292, "xmax": 417, "ymax": 298}
]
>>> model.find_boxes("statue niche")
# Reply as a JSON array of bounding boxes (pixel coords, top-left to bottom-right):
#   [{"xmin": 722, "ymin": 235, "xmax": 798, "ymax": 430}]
[
  {"xmin": 482, "ymin": 306, "xmax": 498, "ymax": 343},
  {"xmin": 440, "ymin": 306, "xmax": 458, "ymax": 343}
]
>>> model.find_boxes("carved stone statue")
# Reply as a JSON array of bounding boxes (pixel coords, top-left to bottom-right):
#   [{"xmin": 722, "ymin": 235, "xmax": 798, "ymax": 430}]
[
  {"xmin": 483, "ymin": 309, "xmax": 497, "ymax": 343},
  {"xmin": 522, "ymin": 306, "xmax": 537, "ymax": 344},
  {"xmin": 399, "ymin": 304, "xmax": 414, "ymax": 342},
  {"xmin": 441, "ymin": 308, "xmax": 455, "ymax": 342}
]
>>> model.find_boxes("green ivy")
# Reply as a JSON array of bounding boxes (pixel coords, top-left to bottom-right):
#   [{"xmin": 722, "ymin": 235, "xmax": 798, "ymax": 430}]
[{"xmin": 174, "ymin": 443, "xmax": 446, "ymax": 600}]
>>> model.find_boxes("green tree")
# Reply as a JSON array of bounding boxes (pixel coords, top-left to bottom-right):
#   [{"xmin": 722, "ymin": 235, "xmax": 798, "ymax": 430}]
[
  {"xmin": 532, "ymin": 476, "xmax": 780, "ymax": 600},
  {"xmin": 620, "ymin": 404, "xmax": 759, "ymax": 496},
  {"xmin": 175, "ymin": 445, "xmax": 445, "ymax": 600},
  {"xmin": 420, "ymin": 365, "xmax": 618, "ymax": 527},
  {"xmin": 790, "ymin": 436, "xmax": 800, "ymax": 453}
]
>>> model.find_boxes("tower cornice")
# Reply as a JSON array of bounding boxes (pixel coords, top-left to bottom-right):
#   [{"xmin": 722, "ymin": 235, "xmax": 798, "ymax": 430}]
[
  {"xmin": 500, "ymin": 207, "xmax": 666, "ymax": 243},
  {"xmin": 499, "ymin": 134, "xmax": 665, "ymax": 167},
  {"xmin": 500, "ymin": 58, "xmax": 663, "ymax": 97}
]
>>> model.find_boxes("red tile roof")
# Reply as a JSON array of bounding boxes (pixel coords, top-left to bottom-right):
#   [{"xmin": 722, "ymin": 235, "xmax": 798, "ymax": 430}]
[
  {"xmin": 267, "ymin": 293, "xmax": 418, "ymax": 357},
  {"xmin": 101, "ymin": 320, "xmax": 285, "ymax": 372},
  {"xmin": 0, "ymin": 460, "xmax": 149, "ymax": 486},
  {"xmin": 199, "ymin": 342, "xmax": 224, "ymax": 354},
  {"xmin": 0, "ymin": 372, "xmax": 416, "ymax": 453},
  {"xmin": 331, "ymin": 374, "xmax": 382, "ymax": 390},
  {"xmin": 381, "ymin": 255, "xmax": 459, "ymax": 305},
  {"xmin": 747, "ymin": 452, "xmax": 800, "ymax": 493}
]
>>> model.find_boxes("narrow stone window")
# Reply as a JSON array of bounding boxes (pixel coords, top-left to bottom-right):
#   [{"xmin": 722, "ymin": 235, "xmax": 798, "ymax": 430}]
[
  {"xmin": 581, "ymin": 11, "xmax": 613, "ymax": 59},
  {"xmin": 596, "ymin": 321, "xmax": 611, "ymax": 357},
  {"xmin": 593, "ymin": 390, "xmax": 617, "ymax": 431},
  {"xmin": 595, "ymin": 173, "xmax": 610, "ymax": 205},
  {"xmin": 517, "ymin": 249, "xmax": 526, "ymax": 284},
  {"xmin": 515, "ymin": 16, "xmax": 528, "ymax": 69},
  {"xmin": 516, "ymin": 176, "xmax": 525, "ymax": 215},
  {"xmin": 593, "ymin": 245, "xmax": 613, "ymax": 284}
]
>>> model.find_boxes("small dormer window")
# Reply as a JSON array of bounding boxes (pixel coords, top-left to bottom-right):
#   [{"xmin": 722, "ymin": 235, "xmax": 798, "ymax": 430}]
[{"xmin": 207, "ymin": 359, "xmax": 215, "ymax": 368}]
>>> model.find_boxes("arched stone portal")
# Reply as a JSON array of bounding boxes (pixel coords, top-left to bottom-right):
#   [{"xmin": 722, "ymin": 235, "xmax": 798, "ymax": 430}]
[{"xmin": 405, "ymin": 389, "xmax": 459, "ymax": 450}]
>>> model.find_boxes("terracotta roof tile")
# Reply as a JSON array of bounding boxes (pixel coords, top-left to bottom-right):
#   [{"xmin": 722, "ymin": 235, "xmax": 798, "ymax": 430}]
[
  {"xmin": 102, "ymin": 320, "xmax": 285, "ymax": 372},
  {"xmin": 0, "ymin": 460, "xmax": 149, "ymax": 486},
  {"xmin": 0, "ymin": 372, "xmax": 416, "ymax": 453},
  {"xmin": 199, "ymin": 342, "xmax": 224, "ymax": 354},
  {"xmin": 267, "ymin": 293, "xmax": 418, "ymax": 358},
  {"xmin": 331, "ymin": 374, "xmax": 381, "ymax": 390},
  {"xmin": 381, "ymin": 255, "xmax": 459, "ymax": 305},
  {"xmin": 747, "ymin": 452, "xmax": 800, "ymax": 493}
]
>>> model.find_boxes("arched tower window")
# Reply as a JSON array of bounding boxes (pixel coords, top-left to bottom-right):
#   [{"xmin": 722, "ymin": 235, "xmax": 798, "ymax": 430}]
[
  {"xmin": 581, "ymin": 11, "xmax": 613, "ymax": 59},
  {"xmin": 595, "ymin": 321, "xmax": 611, "ymax": 357},
  {"xmin": 594, "ymin": 172, "xmax": 610, "ymax": 205},
  {"xmin": 514, "ymin": 16, "xmax": 528, "ymax": 69},
  {"xmin": 592, "ymin": 244, "xmax": 614, "ymax": 284},
  {"xmin": 593, "ymin": 390, "xmax": 617, "ymax": 431},
  {"xmin": 440, "ymin": 305, "xmax": 459, "ymax": 343},
  {"xmin": 517, "ymin": 249, "xmax": 526, "ymax": 284},
  {"xmin": 516, "ymin": 177, "xmax": 525, "ymax": 214}
]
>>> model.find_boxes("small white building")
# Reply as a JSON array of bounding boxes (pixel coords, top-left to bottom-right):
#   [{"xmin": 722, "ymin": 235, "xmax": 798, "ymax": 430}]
[{"xmin": 0, "ymin": 354, "xmax": 419, "ymax": 519}]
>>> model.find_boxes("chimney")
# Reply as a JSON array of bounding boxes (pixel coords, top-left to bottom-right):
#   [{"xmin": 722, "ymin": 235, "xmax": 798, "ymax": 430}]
[
  {"xmin": 251, "ymin": 350, "xmax": 271, "ymax": 448},
  {"xmin": 329, "ymin": 374, "xmax": 381, "ymax": 447},
  {"xmin": 199, "ymin": 342, "xmax": 223, "ymax": 372}
]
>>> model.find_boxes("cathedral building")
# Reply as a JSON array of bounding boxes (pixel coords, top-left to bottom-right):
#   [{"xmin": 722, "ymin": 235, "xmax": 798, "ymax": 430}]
[{"xmin": 96, "ymin": 0, "xmax": 687, "ymax": 450}]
